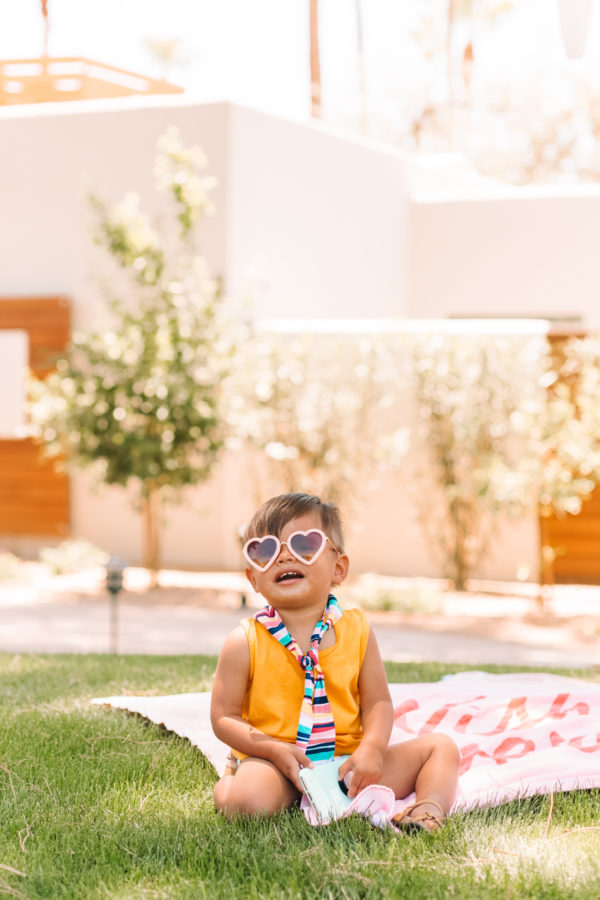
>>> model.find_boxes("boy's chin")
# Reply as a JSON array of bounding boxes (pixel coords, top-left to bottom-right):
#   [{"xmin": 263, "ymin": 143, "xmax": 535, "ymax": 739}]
[
  {"xmin": 268, "ymin": 584, "xmax": 332, "ymax": 605},
  {"xmin": 270, "ymin": 581, "xmax": 308, "ymax": 598}
]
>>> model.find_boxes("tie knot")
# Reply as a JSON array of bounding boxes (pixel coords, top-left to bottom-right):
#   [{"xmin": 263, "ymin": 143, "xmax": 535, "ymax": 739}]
[{"xmin": 300, "ymin": 655, "xmax": 313, "ymax": 672}]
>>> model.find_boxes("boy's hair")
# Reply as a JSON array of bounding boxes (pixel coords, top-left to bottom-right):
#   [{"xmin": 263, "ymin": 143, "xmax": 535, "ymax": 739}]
[{"xmin": 244, "ymin": 493, "xmax": 345, "ymax": 553}]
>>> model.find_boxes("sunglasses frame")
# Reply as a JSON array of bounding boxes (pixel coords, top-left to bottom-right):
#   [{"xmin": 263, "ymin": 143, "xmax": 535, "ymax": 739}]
[{"xmin": 243, "ymin": 528, "xmax": 340, "ymax": 572}]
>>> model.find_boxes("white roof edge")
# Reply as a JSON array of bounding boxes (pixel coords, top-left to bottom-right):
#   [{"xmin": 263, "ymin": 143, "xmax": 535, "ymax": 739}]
[
  {"xmin": 0, "ymin": 91, "xmax": 480, "ymax": 171},
  {"xmin": 256, "ymin": 318, "xmax": 552, "ymax": 335},
  {"xmin": 2, "ymin": 96, "xmax": 598, "ymax": 200},
  {"xmin": 411, "ymin": 184, "xmax": 600, "ymax": 202},
  {"xmin": 0, "ymin": 93, "xmax": 230, "ymax": 120}
]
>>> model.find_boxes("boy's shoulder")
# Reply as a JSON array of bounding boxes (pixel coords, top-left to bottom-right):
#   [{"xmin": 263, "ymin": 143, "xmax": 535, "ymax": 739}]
[
  {"xmin": 239, "ymin": 614, "xmax": 257, "ymax": 632},
  {"xmin": 342, "ymin": 605, "xmax": 368, "ymax": 621},
  {"xmin": 338, "ymin": 605, "xmax": 369, "ymax": 628},
  {"xmin": 341, "ymin": 606, "xmax": 370, "ymax": 644},
  {"xmin": 220, "ymin": 622, "xmax": 251, "ymax": 650}
]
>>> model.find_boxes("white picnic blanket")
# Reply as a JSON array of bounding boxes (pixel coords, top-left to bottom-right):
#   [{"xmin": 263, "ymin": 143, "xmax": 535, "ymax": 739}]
[{"xmin": 93, "ymin": 671, "xmax": 600, "ymax": 813}]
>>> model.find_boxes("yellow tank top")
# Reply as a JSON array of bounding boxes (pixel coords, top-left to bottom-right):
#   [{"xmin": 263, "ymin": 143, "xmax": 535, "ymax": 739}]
[{"xmin": 236, "ymin": 606, "xmax": 370, "ymax": 759}]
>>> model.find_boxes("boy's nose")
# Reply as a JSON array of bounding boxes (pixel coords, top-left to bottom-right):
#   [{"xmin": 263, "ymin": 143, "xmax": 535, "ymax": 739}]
[{"xmin": 277, "ymin": 541, "xmax": 294, "ymax": 560}]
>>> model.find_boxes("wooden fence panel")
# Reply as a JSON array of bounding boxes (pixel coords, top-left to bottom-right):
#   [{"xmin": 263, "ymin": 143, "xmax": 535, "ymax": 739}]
[
  {"xmin": 547, "ymin": 487, "xmax": 600, "ymax": 584},
  {"xmin": 542, "ymin": 333, "xmax": 600, "ymax": 584},
  {"xmin": 0, "ymin": 296, "xmax": 70, "ymax": 537}
]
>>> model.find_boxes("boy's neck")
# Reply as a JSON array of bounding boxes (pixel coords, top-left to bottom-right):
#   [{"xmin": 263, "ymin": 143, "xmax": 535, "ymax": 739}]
[{"xmin": 271, "ymin": 595, "xmax": 333, "ymax": 633}]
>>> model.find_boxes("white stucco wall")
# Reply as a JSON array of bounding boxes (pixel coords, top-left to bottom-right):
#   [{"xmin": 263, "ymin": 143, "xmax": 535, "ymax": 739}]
[
  {"xmin": 408, "ymin": 187, "xmax": 600, "ymax": 328},
  {"xmin": 1, "ymin": 95, "xmax": 596, "ymax": 579},
  {"xmin": 226, "ymin": 105, "xmax": 411, "ymax": 318},
  {"xmin": 0, "ymin": 98, "xmax": 230, "ymax": 328}
]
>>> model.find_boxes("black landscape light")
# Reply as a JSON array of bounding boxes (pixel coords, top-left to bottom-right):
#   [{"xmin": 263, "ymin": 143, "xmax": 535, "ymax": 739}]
[{"xmin": 105, "ymin": 557, "xmax": 127, "ymax": 653}]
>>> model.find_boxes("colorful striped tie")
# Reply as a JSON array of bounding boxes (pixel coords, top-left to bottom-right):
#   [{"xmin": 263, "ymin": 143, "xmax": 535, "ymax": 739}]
[{"xmin": 254, "ymin": 594, "xmax": 343, "ymax": 760}]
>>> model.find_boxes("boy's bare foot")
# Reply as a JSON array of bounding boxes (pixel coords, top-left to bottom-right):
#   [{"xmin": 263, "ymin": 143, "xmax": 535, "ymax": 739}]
[{"xmin": 392, "ymin": 797, "xmax": 446, "ymax": 833}]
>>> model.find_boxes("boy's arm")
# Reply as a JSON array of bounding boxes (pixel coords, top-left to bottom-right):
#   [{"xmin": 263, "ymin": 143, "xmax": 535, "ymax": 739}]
[
  {"xmin": 337, "ymin": 629, "xmax": 393, "ymax": 797},
  {"xmin": 210, "ymin": 626, "xmax": 313, "ymax": 789}
]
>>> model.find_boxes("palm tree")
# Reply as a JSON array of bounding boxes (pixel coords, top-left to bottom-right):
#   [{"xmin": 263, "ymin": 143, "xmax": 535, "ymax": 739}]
[
  {"xmin": 446, "ymin": 1, "xmax": 514, "ymax": 104},
  {"xmin": 310, "ymin": 0, "xmax": 322, "ymax": 117},
  {"xmin": 355, "ymin": 0, "xmax": 367, "ymax": 134},
  {"xmin": 41, "ymin": 0, "xmax": 50, "ymax": 55}
]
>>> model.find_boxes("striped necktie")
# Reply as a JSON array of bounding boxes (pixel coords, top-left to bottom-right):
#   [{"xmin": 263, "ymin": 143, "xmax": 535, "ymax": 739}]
[{"xmin": 254, "ymin": 594, "xmax": 343, "ymax": 760}]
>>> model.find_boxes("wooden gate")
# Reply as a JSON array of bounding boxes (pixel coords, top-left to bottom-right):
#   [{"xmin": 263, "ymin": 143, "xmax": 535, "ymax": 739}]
[
  {"xmin": 541, "ymin": 332, "xmax": 600, "ymax": 584},
  {"xmin": 544, "ymin": 488, "xmax": 600, "ymax": 584},
  {"xmin": 0, "ymin": 296, "xmax": 70, "ymax": 537}
]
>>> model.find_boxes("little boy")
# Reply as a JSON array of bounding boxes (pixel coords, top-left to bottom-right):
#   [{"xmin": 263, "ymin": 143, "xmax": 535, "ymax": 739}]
[{"xmin": 211, "ymin": 492, "xmax": 459, "ymax": 827}]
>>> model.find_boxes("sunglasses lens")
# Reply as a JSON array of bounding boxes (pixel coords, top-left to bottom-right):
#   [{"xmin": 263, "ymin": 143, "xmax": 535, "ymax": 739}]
[
  {"xmin": 246, "ymin": 537, "xmax": 278, "ymax": 569},
  {"xmin": 289, "ymin": 530, "xmax": 325, "ymax": 562}
]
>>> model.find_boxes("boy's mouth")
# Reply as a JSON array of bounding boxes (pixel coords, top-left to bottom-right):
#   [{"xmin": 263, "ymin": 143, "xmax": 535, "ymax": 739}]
[{"xmin": 275, "ymin": 570, "xmax": 305, "ymax": 583}]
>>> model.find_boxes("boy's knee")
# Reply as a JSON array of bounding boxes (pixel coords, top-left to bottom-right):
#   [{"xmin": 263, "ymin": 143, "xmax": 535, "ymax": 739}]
[
  {"xmin": 213, "ymin": 775, "xmax": 233, "ymax": 813},
  {"xmin": 215, "ymin": 777, "xmax": 284, "ymax": 819},
  {"xmin": 430, "ymin": 733, "xmax": 460, "ymax": 762},
  {"xmin": 219, "ymin": 794, "xmax": 280, "ymax": 819}
]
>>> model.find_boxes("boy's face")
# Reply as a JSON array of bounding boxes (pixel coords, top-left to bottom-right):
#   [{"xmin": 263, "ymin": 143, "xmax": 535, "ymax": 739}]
[{"xmin": 245, "ymin": 511, "xmax": 349, "ymax": 610}]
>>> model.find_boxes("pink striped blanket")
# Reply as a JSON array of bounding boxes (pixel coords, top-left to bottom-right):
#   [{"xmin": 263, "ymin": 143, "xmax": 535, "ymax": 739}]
[{"xmin": 93, "ymin": 671, "xmax": 600, "ymax": 815}]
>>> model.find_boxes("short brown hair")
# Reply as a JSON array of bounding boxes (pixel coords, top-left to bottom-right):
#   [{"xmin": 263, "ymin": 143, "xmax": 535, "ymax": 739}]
[{"xmin": 244, "ymin": 493, "xmax": 345, "ymax": 552}]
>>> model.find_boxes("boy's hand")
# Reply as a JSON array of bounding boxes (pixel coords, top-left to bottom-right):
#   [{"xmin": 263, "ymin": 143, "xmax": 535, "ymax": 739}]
[
  {"xmin": 338, "ymin": 745, "xmax": 384, "ymax": 798},
  {"xmin": 267, "ymin": 741, "xmax": 313, "ymax": 792}
]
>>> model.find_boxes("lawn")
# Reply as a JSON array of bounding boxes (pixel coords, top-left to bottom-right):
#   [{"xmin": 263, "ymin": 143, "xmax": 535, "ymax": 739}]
[{"xmin": 1, "ymin": 653, "xmax": 600, "ymax": 900}]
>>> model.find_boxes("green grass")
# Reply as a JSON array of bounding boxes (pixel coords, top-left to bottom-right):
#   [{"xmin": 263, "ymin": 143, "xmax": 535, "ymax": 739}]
[{"xmin": 1, "ymin": 654, "xmax": 600, "ymax": 899}]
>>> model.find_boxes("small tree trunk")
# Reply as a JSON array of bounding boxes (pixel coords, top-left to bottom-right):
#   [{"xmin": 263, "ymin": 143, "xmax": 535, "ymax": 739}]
[
  {"xmin": 310, "ymin": 0, "xmax": 322, "ymax": 118},
  {"xmin": 450, "ymin": 499, "xmax": 470, "ymax": 591},
  {"xmin": 452, "ymin": 532, "xmax": 469, "ymax": 591},
  {"xmin": 538, "ymin": 505, "xmax": 554, "ymax": 614},
  {"xmin": 141, "ymin": 484, "xmax": 161, "ymax": 587},
  {"xmin": 453, "ymin": 558, "xmax": 468, "ymax": 591}
]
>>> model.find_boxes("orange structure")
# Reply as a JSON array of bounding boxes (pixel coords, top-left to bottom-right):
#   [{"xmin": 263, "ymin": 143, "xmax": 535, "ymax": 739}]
[
  {"xmin": 544, "ymin": 488, "xmax": 600, "ymax": 584},
  {"xmin": 0, "ymin": 0, "xmax": 183, "ymax": 106},
  {"xmin": 0, "ymin": 297, "xmax": 70, "ymax": 538},
  {"xmin": 0, "ymin": 56, "xmax": 184, "ymax": 106}
]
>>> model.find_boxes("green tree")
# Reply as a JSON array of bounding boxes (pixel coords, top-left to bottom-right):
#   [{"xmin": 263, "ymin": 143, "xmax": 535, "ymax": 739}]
[
  {"xmin": 225, "ymin": 328, "xmax": 408, "ymax": 525},
  {"xmin": 407, "ymin": 331, "xmax": 600, "ymax": 591},
  {"xmin": 29, "ymin": 127, "xmax": 231, "ymax": 581}
]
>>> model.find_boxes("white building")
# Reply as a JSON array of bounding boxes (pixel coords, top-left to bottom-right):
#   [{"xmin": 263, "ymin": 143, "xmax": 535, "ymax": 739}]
[{"xmin": 1, "ymin": 96, "xmax": 599, "ymax": 579}]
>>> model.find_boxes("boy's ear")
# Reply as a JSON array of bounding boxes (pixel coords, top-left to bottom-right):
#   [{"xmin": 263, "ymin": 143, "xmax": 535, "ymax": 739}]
[
  {"xmin": 331, "ymin": 553, "xmax": 349, "ymax": 587},
  {"xmin": 245, "ymin": 567, "xmax": 261, "ymax": 594}
]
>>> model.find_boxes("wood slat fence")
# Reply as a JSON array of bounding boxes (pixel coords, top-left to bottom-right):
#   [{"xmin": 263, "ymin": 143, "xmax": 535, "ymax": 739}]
[
  {"xmin": 546, "ymin": 487, "xmax": 600, "ymax": 584},
  {"xmin": 0, "ymin": 296, "xmax": 70, "ymax": 537},
  {"xmin": 540, "ymin": 333, "xmax": 600, "ymax": 584}
]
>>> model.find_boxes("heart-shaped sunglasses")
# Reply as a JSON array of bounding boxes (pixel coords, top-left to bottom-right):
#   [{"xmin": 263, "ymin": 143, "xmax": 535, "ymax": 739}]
[{"xmin": 243, "ymin": 528, "xmax": 340, "ymax": 572}]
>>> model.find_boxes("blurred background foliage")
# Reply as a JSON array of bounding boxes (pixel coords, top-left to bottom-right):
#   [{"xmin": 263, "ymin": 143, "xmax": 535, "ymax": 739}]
[
  {"xmin": 224, "ymin": 327, "xmax": 408, "ymax": 522},
  {"xmin": 28, "ymin": 128, "xmax": 234, "ymax": 580},
  {"xmin": 25, "ymin": 121, "xmax": 600, "ymax": 589},
  {"xmin": 407, "ymin": 331, "xmax": 600, "ymax": 589},
  {"xmin": 321, "ymin": 0, "xmax": 600, "ymax": 185}
]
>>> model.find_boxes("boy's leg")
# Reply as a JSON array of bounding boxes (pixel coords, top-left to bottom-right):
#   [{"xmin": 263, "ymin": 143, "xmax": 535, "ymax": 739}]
[
  {"xmin": 378, "ymin": 733, "xmax": 460, "ymax": 822},
  {"xmin": 214, "ymin": 757, "xmax": 300, "ymax": 819}
]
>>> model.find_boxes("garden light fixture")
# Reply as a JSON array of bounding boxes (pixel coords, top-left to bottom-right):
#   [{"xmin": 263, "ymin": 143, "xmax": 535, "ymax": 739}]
[{"xmin": 105, "ymin": 556, "xmax": 127, "ymax": 653}]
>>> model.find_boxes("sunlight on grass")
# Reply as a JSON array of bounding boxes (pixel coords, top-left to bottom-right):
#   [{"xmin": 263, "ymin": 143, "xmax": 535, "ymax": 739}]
[
  {"xmin": 3, "ymin": 654, "xmax": 600, "ymax": 899},
  {"xmin": 456, "ymin": 799, "xmax": 600, "ymax": 895}
]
